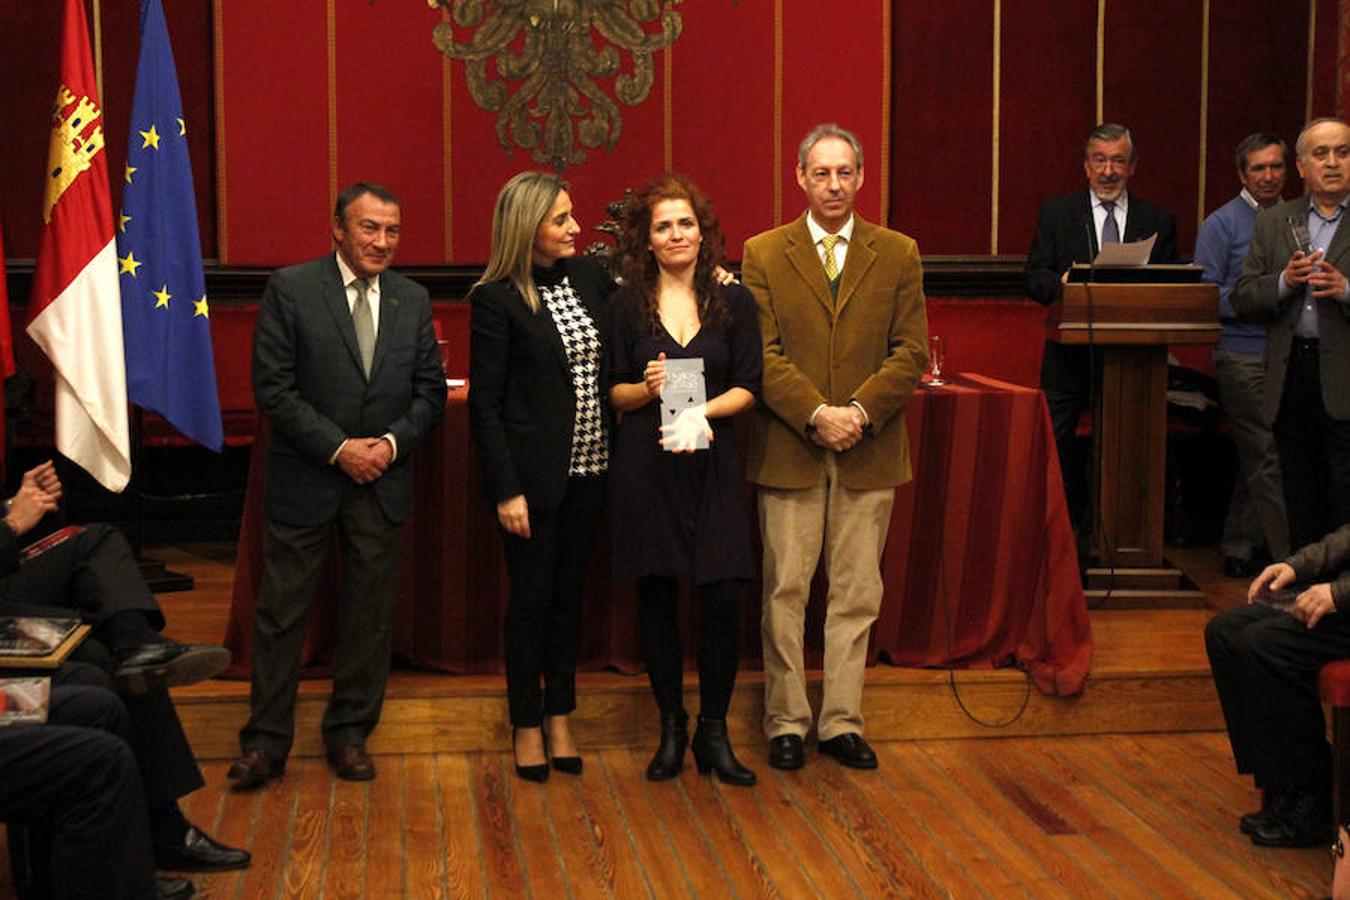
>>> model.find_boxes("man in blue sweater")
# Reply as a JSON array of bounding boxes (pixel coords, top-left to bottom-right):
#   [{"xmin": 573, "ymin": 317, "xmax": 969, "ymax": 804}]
[{"xmin": 1194, "ymin": 133, "xmax": 1291, "ymax": 577}]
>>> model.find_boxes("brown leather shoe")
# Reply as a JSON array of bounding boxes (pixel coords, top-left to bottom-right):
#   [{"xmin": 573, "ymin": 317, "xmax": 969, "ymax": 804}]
[
  {"xmin": 226, "ymin": 748, "xmax": 284, "ymax": 790},
  {"xmin": 328, "ymin": 745, "xmax": 376, "ymax": 781}
]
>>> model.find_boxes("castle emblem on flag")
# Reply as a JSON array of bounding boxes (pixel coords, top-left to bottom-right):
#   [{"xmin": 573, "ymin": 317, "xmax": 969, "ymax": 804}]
[{"xmin": 44, "ymin": 86, "xmax": 105, "ymax": 223}]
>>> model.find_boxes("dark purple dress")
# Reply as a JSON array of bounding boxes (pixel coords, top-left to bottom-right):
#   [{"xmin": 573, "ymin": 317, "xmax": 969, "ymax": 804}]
[{"xmin": 607, "ymin": 283, "xmax": 763, "ymax": 585}]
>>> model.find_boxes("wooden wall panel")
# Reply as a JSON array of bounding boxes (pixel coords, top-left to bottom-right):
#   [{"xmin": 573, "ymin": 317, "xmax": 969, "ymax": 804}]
[
  {"xmin": 890, "ymin": 0, "xmax": 995, "ymax": 254},
  {"xmin": 997, "ymin": 0, "xmax": 1098, "ymax": 258}
]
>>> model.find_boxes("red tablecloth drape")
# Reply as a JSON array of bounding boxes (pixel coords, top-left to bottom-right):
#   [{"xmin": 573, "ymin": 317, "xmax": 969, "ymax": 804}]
[{"xmin": 225, "ymin": 374, "xmax": 1092, "ymax": 696}]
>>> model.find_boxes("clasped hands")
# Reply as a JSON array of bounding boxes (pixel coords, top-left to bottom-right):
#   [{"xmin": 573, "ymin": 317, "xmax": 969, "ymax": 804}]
[
  {"xmin": 811, "ymin": 405, "xmax": 865, "ymax": 452},
  {"xmin": 1248, "ymin": 562, "xmax": 1336, "ymax": 629},
  {"xmin": 1284, "ymin": 249, "xmax": 1348, "ymax": 298},
  {"xmin": 336, "ymin": 437, "xmax": 393, "ymax": 484}
]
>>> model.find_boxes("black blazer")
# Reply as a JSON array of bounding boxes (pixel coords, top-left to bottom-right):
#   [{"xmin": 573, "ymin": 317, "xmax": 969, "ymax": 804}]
[
  {"xmin": 251, "ymin": 255, "xmax": 447, "ymax": 526},
  {"xmin": 1024, "ymin": 189, "xmax": 1179, "ymax": 304},
  {"xmin": 468, "ymin": 256, "xmax": 616, "ymax": 511}
]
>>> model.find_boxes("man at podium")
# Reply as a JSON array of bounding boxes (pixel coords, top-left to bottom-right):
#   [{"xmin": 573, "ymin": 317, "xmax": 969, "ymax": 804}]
[{"xmin": 1025, "ymin": 123, "xmax": 1178, "ymax": 526}]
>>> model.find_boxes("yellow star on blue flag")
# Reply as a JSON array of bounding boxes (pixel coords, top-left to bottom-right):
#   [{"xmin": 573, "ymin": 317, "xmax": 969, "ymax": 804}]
[{"xmin": 114, "ymin": 0, "xmax": 222, "ymax": 451}]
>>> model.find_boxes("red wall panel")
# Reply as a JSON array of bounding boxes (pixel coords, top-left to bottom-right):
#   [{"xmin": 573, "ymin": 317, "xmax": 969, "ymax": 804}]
[
  {"xmin": 1103, "ymin": 0, "xmax": 1205, "ymax": 255},
  {"xmin": 781, "ymin": 2, "xmax": 890, "ymax": 232},
  {"xmin": 332, "ymin": 2, "xmax": 446, "ymax": 264},
  {"xmin": 670, "ymin": 3, "xmax": 777, "ymax": 257},
  {"xmin": 217, "ymin": 2, "xmax": 889, "ymax": 267},
  {"xmin": 1204, "ymin": 4, "xmax": 1310, "ymax": 218},
  {"xmin": 216, "ymin": 0, "xmax": 331, "ymax": 265},
  {"xmin": 0, "ymin": 0, "xmax": 216, "ymax": 261},
  {"xmin": 891, "ymin": 0, "xmax": 995, "ymax": 254},
  {"xmin": 997, "ymin": 0, "xmax": 1097, "ymax": 258}
]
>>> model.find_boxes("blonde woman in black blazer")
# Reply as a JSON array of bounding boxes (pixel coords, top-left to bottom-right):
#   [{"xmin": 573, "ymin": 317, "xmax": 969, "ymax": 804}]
[{"xmin": 468, "ymin": 172, "xmax": 616, "ymax": 782}]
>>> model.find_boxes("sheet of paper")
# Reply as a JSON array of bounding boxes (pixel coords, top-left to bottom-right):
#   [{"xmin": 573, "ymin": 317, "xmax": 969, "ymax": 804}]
[{"xmin": 1093, "ymin": 233, "xmax": 1156, "ymax": 266}]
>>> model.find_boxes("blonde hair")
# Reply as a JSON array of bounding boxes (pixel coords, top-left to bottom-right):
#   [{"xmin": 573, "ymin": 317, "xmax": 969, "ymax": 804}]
[{"xmin": 477, "ymin": 171, "xmax": 568, "ymax": 313}]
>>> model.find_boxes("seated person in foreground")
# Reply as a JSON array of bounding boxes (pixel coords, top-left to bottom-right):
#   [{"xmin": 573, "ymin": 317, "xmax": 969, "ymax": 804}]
[
  {"xmin": 0, "ymin": 683, "xmax": 196, "ymax": 899},
  {"xmin": 0, "ymin": 460, "xmax": 249, "ymax": 873},
  {"xmin": 1205, "ymin": 522, "xmax": 1350, "ymax": 847}
]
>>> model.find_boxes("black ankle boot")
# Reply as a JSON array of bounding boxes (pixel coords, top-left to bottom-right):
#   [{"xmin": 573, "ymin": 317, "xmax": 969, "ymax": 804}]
[
  {"xmin": 647, "ymin": 710, "xmax": 689, "ymax": 781},
  {"xmin": 690, "ymin": 715, "xmax": 756, "ymax": 787}
]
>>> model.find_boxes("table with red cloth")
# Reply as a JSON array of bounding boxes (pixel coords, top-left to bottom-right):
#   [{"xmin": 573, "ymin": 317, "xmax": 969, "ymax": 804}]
[{"xmin": 224, "ymin": 373, "xmax": 1093, "ymax": 697}]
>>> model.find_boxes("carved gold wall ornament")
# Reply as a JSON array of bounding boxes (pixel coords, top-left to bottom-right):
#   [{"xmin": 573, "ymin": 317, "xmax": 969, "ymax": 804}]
[{"xmin": 428, "ymin": 0, "xmax": 683, "ymax": 172}]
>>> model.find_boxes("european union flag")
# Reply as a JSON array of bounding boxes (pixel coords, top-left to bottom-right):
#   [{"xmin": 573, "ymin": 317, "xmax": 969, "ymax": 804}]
[{"xmin": 115, "ymin": 0, "xmax": 222, "ymax": 451}]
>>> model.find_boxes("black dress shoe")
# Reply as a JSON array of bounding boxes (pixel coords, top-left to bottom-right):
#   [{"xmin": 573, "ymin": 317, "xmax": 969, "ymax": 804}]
[
  {"xmin": 818, "ymin": 733, "xmax": 879, "ymax": 769},
  {"xmin": 155, "ymin": 824, "xmax": 251, "ymax": 872},
  {"xmin": 768, "ymin": 734, "xmax": 805, "ymax": 770},
  {"xmin": 1240, "ymin": 786, "xmax": 1289, "ymax": 835},
  {"xmin": 1250, "ymin": 787, "xmax": 1331, "ymax": 847},
  {"xmin": 227, "ymin": 747, "xmax": 284, "ymax": 790},
  {"xmin": 157, "ymin": 876, "xmax": 195, "ymax": 899},
  {"xmin": 328, "ymin": 745, "xmax": 376, "ymax": 781},
  {"xmin": 543, "ymin": 719, "xmax": 582, "ymax": 775},
  {"xmin": 512, "ymin": 728, "xmax": 549, "ymax": 783},
  {"xmin": 114, "ymin": 642, "xmax": 231, "ymax": 694}
]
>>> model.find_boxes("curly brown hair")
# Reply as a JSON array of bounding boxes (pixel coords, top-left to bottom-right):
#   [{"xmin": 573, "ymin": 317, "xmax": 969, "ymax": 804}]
[{"xmin": 616, "ymin": 173, "xmax": 728, "ymax": 334}]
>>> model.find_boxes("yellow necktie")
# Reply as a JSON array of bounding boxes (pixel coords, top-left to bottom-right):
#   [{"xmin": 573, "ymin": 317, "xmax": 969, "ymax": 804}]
[{"xmin": 821, "ymin": 235, "xmax": 840, "ymax": 281}]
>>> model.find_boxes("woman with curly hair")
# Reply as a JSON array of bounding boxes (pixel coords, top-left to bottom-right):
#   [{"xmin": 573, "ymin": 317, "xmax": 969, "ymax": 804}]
[{"xmin": 608, "ymin": 174, "xmax": 762, "ymax": 785}]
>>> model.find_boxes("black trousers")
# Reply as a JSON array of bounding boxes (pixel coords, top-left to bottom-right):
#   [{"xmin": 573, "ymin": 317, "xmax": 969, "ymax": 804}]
[
  {"xmin": 1204, "ymin": 602, "xmax": 1350, "ymax": 794},
  {"xmin": 637, "ymin": 576, "xmax": 743, "ymax": 720},
  {"xmin": 0, "ymin": 522, "xmax": 204, "ymax": 806},
  {"xmin": 0, "ymin": 524, "xmax": 162, "ymax": 629},
  {"xmin": 0, "ymin": 685, "xmax": 157, "ymax": 900},
  {"xmin": 1040, "ymin": 341, "xmax": 1092, "ymax": 528},
  {"xmin": 1273, "ymin": 341, "xmax": 1350, "ymax": 551},
  {"xmin": 245, "ymin": 486, "xmax": 405, "ymax": 758},
  {"xmin": 501, "ymin": 475, "xmax": 605, "ymax": 728}
]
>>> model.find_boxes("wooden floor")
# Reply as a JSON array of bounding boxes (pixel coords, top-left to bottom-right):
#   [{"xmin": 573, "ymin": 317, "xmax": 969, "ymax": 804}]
[{"xmin": 1, "ymin": 542, "xmax": 1335, "ymax": 898}]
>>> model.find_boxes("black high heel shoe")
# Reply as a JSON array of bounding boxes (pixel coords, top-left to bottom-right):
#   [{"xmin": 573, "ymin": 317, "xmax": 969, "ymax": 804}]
[
  {"xmin": 690, "ymin": 715, "xmax": 756, "ymax": 787},
  {"xmin": 544, "ymin": 717, "xmax": 582, "ymax": 775},
  {"xmin": 646, "ymin": 710, "xmax": 688, "ymax": 781},
  {"xmin": 512, "ymin": 727, "xmax": 549, "ymax": 783}
]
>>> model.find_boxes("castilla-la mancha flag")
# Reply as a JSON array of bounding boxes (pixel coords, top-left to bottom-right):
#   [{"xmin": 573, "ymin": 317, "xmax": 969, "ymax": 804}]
[{"xmin": 29, "ymin": 0, "xmax": 130, "ymax": 492}]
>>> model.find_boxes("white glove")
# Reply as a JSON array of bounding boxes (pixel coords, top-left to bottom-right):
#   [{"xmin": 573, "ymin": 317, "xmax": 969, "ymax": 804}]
[{"xmin": 660, "ymin": 404, "xmax": 712, "ymax": 452}]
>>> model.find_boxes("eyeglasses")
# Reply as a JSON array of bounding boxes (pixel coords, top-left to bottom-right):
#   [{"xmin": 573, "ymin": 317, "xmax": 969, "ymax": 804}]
[{"xmin": 1087, "ymin": 154, "xmax": 1130, "ymax": 171}]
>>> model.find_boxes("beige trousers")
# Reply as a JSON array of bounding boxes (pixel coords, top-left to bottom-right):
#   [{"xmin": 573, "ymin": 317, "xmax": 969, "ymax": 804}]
[{"xmin": 758, "ymin": 452, "xmax": 895, "ymax": 741}]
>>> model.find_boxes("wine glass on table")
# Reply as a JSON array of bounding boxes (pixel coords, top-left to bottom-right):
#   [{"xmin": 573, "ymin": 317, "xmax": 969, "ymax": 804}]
[{"xmin": 923, "ymin": 335, "xmax": 946, "ymax": 386}]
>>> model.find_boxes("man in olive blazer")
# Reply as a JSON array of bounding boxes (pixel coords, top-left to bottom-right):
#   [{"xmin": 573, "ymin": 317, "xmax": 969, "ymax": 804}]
[
  {"xmin": 1234, "ymin": 118, "xmax": 1350, "ymax": 552},
  {"xmin": 232, "ymin": 183, "xmax": 446, "ymax": 787},
  {"xmin": 743, "ymin": 124, "xmax": 928, "ymax": 771}
]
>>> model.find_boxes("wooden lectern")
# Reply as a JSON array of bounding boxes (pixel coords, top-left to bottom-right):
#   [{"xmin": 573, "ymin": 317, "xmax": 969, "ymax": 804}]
[{"xmin": 1049, "ymin": 278, "xmax": 1219, "ymax": 607}]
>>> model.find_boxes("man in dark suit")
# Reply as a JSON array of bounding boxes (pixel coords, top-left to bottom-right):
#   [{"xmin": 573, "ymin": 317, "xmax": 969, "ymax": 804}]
[
  {"xmin": 1234, "ymin": 118, "xmax": 1350, "ymax": 552},
  {"xmin": 1205, "ymin": 522, "xmax": 1350, "ymax": 848},
  {"xmin": 743, "ymin": 123, "xmax": 928, "ymax": 772},
  {"xmin": 231, "ymin": 183, "xmax": 446, "ymax": 787},
  {"xmin": 1024, "ymin": 123, "xmax": 1178, "ymax": 525}
]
